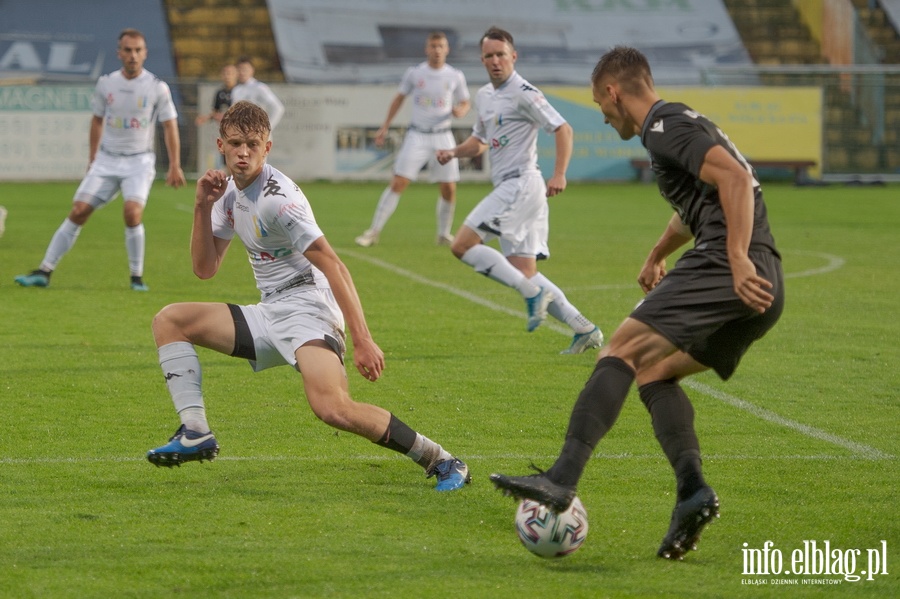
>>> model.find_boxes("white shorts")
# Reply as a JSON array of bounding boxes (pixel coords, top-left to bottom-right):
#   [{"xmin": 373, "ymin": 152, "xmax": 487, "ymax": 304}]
[
  {"xmin": 394, "ymin": 129, "xmax": 459, "ymax": 182},
  {"xmin": 237, "ymin": 289, "xmax": 346, "ymax": 372},
  {"xmin": 463, "ymin": 172, "xmax": 550, "ymax": 259},
  {"xmin": 74, "ymin": 151, "xmax": 156, "ymax": 207}
]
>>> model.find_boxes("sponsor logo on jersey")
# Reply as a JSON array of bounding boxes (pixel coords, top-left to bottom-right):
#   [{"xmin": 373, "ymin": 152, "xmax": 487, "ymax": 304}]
[
  {"xmin": 263, "ymin": 176, "xmax": 286, "ymax": 198},
  {"xmin": 105, "ymin": 115, "xmax": 151, "ymax": 130},
  {"xmin": 247, "ymin": 247, "xmax": 293, "ymax": 263},
  {"xmin": 413, "ymin": 94, "xmax": 448, "ymax": 109},
  {"xmin": 491, "ymin": 135, "xmax": 509, "ymax": 149}
]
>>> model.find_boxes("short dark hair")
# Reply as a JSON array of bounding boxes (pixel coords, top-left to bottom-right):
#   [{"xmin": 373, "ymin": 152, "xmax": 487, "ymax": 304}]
[
  {"xmin": 220, "ymin": 100, "xmax": 271, "ymax": 139},
  {"xmin": 235, "ymin": 55, "xmax": 254, "ymax": 67},
  {"xmin": 480, "ymin": 26, "xmax": 514, "ymax": 50},
  {"xmin": 118, "ymin": 28, "xmax": 145, "ymax": 43},
  {"xmin": 591, "ymin": 45, "xmax": 654, "ymax": 92}
]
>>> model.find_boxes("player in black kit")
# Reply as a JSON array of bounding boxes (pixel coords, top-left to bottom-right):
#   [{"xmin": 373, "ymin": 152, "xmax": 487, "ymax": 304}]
[{"xmin": 490, "ymin": 46, "xmax": 784, "ymax": 560}]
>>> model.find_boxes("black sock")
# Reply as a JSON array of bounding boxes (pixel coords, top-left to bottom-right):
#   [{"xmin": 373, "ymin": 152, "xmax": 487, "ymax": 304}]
[
  {"xmin": 547, "ymin": 356, "xmax": 635, "ymax": 487},
  {"xmin": 374, "ymin": 413, "xmax": 417, "ymax": 455},
  {"xmin": 638, "ymin": 379, "xmax": 707, "ymax": 501}
]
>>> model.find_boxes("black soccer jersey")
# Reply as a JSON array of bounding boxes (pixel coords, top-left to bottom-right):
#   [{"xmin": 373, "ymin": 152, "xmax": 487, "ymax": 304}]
[{"xmin": 640, "ymin": 100, "xmax": 779, "ymax": 256}]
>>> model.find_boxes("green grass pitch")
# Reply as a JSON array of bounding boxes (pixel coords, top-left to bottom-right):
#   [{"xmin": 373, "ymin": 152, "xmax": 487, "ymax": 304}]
[{"xmin": 0, "ymin": 179, "xmax": 897, "ymax": 597}]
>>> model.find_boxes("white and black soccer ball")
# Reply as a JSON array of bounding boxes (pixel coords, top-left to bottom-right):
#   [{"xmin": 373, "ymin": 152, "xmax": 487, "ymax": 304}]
[{"xmin": 514, "ymin": 496, "xmax": 589, "ymax": 558}]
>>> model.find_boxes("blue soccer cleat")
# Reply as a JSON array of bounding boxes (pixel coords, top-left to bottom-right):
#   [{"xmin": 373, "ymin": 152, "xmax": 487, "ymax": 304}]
[
  {"xmin": 560, "ymin": 326, "xmax": 604, "ymax": 355},
  {"xmin": 525, "ymin": 287, "xmax": 553, "ymax": 332},
  {"xmin": 427, "ymin": 458, "xmax": 471, "ymax": 491},
  {"xmin": 14, "ymin": 270, "xmax": 50, "ymax": 288},
  {"xmin": 147, "ymin": 425, "xmax": 219, "ymax": 467}
]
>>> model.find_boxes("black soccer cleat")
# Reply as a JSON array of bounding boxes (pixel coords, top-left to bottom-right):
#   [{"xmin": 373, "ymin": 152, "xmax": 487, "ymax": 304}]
[
  {"xmin": 657, "ymin": 486, "xmax": 720, "ymax": 560},
  {"xmin": 489, "ymin": 470, "xmax": 576, "ymax": 514}
]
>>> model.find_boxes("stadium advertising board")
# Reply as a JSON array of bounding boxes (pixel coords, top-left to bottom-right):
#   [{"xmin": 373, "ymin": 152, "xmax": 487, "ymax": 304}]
[
  {"xmin": 547, "ymin": 85, "xmax": 823, "ymax": 179},
  {"xmin": 0, "ymin": 86, "xmax": 93, "ymax": 180},
  {"xmin": 195, "ymin": 84, "xmax": 821, "ymax": 182}
]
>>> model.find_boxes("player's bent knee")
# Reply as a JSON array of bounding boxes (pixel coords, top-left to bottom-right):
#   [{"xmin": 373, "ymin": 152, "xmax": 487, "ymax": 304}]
[
  {"xmin": 309, "ymin": 395, "xmax": 358, "ymax": 431},
  {"xmin": 151, "ymin": 304, "xmax": 195, "ymax": 343}
]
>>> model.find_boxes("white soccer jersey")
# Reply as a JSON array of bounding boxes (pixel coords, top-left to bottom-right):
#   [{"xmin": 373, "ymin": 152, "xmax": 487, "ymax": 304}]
[
  {"xmin": 91, "ymin": 69, "xmax": 178, "ymax": 155},
  {"xmin": 472, "ymin": 71, "xmax": 566, "ymax": 186},
  {"xmin": 210, "ymin": 163, "xmax": 329, "ymax": 300},
  {"xmin": 231, "ymin": 78, "xmax": 285, "ymax": 129},
  {"xmin": 399, "ymin": 62, "xmax": 469, "ymax": 132}
]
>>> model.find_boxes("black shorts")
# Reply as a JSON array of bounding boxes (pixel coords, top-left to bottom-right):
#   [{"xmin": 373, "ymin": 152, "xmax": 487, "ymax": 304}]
[{"xmin": 630, "ymin": 248, "xmax": 784, "ymax": 380}]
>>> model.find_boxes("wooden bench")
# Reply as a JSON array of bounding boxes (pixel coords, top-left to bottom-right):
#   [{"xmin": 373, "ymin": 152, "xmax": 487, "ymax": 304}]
[{"xmin": 630, "ymin": 159, "xmax": 817, "ymax": 184}]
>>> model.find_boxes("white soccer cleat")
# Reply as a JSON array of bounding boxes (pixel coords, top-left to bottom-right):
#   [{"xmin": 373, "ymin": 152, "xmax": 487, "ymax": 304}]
[
  {"xmin": 525, "ymin": 287, "xmax": 554, "ymax": 332},
  {"xmin": 354, "ymin": 229, "xmax": 379, "ymax": 247},
  {"xmin": 561, "ymin": 326, "xmax": 604, "ymax": 354},
  {"xmin": 435, "ymin": 233, "xmax": 454, "ymax": 246}
]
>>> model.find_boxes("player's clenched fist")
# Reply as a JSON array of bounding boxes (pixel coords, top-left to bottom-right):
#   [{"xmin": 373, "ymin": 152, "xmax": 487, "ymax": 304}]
[
  {"xmin": 435, "ymin": 149, "xmax": 455, "ymax": 165},
  {"xmin": 196, "ymin": 169, "xmax": 228, "ymax": 206}
]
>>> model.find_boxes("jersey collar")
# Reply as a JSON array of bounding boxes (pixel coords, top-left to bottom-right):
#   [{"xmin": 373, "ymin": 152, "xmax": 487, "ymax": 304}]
[{"xmin": 640, "ymin": 99, "xmax": 668, "ymax": 139}]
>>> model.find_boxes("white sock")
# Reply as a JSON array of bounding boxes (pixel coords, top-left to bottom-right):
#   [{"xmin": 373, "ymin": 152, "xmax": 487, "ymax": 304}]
[
  {"xmin": 40, "ymin": 218, "xmax": 81, "ymax": 271},
  {"xmin": 461, "ymin": 245, "xmax": 539, "ymax": 297},
  {"xmin": 158, "ymin": 342, "xmax": 209, "ymax": 432},
  {"xmin": 125, "ymin": 224, "xmax": 145, "ymax": 277},
  {"xmin": 530, "ymin": 273, "xmax": 595, "ymax": 333},
  {"xmin": 370, "ymin": 187, "xmax": 400, "ymax": 232},
  {"xmin": 407, "ymin": 433, "xmax": 453, "ymax": 471},
  {"xmin": 436, "ymin": 197, "xmax": 454, "ymax": 237}
]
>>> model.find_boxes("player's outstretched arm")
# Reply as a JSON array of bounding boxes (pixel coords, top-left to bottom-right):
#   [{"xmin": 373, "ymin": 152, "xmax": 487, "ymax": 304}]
[
  {"xmin": 191, "ymin": 170, "xmax": 231, "ymax": 279},
  {"xmin": 304, "ymin": 236, "xmax": 385, "ymax": 382}
]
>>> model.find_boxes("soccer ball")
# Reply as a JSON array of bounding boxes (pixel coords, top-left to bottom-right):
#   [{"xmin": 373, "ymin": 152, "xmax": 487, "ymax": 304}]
[{"xmin": 514, "ymin": 496, "xmax": 589, "ymax": 558}]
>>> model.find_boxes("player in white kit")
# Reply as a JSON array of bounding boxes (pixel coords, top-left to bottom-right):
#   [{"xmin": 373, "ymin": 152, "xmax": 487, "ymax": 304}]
[
  {"xmin": 14, "ymin": 29, "xmax": 185, "ymax": 291},
  {"xmin": 231, "ymin": 56, "xmax": 285, "ymax": 131},
  {"xmin": 355, "ymin": 31, "xmax": 470, "ymax": 247},
  {"xmin": 436, "ymin": 27, "xmax": 602, "ymax": 354},
  {"xmin": 146, "ymin": 101, "xmax": 470, "ymax": 492}
]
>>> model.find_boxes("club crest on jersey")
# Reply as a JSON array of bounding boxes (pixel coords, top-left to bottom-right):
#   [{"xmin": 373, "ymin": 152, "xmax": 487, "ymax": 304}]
[
  {"xmin": 253, "ymin": 215, "xmax": 268, "ymax": 238},
  {"xmin": 650, "ymin": 119, "xmax": 664, "ymax": 133}
]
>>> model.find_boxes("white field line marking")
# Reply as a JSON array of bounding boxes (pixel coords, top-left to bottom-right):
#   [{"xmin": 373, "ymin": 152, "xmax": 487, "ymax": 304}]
[
  {"xmin": 782, "ymin": 250, "xmax": 846, "ymax": 279},
  {"xmin": 683, "ymin": 381, "xmax": 892, "ymax": 460},
  {"xmin": 339, "ymin": 248, "xmax": 890, "ymax": 461},
  {"xmin": 340, "ymin": 249, "xmax": 572, "ymax": 336}
]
